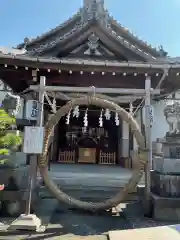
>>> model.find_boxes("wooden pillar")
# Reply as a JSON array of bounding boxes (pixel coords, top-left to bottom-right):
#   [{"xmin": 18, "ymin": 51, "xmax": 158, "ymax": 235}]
[
  {"xmin": 144, "ymin": 75, "xmax": 152, "ymax": 216},
  {"xmin": 26, "ymin": 76, "xmax": 45, "ymax": 215},
  {"xmin": 52, "ymin": 123, "xmax": 59, "ymax": 162},
  {"xmin": 122, "ymin": 120, "xmax": 129, "ymax": 156},
  {"xmin": 122, "ymin": 120, "xmax": 129, "ymax": 167},
  {"xmin": 117, "ymin": 122, "xmax": 122, "ymax": 165},
  {"xmin": 133, "ymin": 136, "xmax": 138, "ymax": 150}
]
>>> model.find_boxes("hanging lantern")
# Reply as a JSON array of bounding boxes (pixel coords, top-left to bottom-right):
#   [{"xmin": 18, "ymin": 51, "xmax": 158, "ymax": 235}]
[
  {"xmin": 104, "ymin": 109, "xmax": 111, "ymax": 120},
  {"xmin": 73, "ymin": 105, "xmax": 80, "ymax": 118},
  {"xmin": 115, "ymin": 112, "xmax": 119, "ymax": 126},
  {"xmin": 83, "ymin": 108, "xmax": 88, "ymax": 127},
  {"xmin": 99, "ymin": 109, "xmax": 103, "ymax": 127},
  {"xmin": 66, "ymin": 109, "xmax": 71, "ymax": 125}
]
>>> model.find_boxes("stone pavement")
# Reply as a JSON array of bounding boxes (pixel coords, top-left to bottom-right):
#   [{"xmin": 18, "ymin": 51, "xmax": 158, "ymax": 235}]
[
  {"xmin": 0, "ymin": 199, "xmax": 130, "ymax": 239},
  {"xmin": 108, "ymin": 225, "xmax": 180, "ymax": 240},
  {"xmin": 48, "ymin": 164, "xmax": 134, "ymax": 185},
  {"xmin": 46, "ymin": 164, "xmax": 144, "ymax": 190},
  {"xmin": 0, "ymin": 164, "xmax": 173, "ymax": 239},
  {"xmin": 0, "ymin": 198, "xmax": 178, "ymax": 240}
]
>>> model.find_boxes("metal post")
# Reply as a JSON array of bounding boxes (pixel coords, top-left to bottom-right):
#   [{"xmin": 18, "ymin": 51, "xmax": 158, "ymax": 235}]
[
  {"xmin": 144, "ymin": 76, "xmax": 152, "ymax": 216},
  {"xmin": 25, "ymin": 76, "xmax": 46, "ymax": 215}
]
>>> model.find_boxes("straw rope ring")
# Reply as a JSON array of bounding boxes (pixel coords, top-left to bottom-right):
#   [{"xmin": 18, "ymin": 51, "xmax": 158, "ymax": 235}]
[{"xmin": 38, "ymin": 96, "xmax": 146, "ymax": 211}]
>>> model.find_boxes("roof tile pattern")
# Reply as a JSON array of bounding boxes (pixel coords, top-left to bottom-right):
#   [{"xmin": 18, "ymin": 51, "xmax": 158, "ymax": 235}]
[{"xmin": 13, "ymin": 0, "xmax": 164, "ymax": 60}]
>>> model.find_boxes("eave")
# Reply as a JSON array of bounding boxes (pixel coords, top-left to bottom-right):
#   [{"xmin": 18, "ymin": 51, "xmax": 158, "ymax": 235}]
[
  {"xmin": 0, "ymin": 53, "xmax": 180, "ymax": 95},
  {"xmin": 0, "ymin": 53, "xmax": 172, "ymax": 73},
  {"xmin": 109, "ymin": 16, "xmax": 161, "ymax": 57},
  {"xmin": 17, "ymin": 11, "xmax": 81, "ymax": 49}
]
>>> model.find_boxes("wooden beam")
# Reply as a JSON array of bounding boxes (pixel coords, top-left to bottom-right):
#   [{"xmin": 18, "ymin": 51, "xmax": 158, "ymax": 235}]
[
  {"xmin": 29, "ymin": 85, "xmax": 160, "ymax": 95},
  {"xmin": 47, "ymin": 92, "xmax": 143, "ymax": 103}
]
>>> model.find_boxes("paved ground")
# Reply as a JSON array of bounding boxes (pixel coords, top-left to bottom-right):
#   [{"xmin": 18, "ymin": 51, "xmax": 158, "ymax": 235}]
[
  {"xmin": 0, "ymin": 164, "xmax": 175, "ymax": 239},
  {"xmin": 109, "ymin": 225, "xmax": 180, "ymax": 240},
  {"xmin": 45, "ymin": 164, "xmax": 144, "ymax": 188},
  {"xmin": 0, "ymin": 198, "xmax": 130, "ymax": 239},
  {"xmin": 0, "ymin": 198, "xmax": 176, "ymax": 240}
]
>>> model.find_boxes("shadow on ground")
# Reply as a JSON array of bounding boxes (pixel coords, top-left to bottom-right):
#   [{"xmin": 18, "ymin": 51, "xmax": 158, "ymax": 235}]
[{"xmin": 0, "ymin": 207, "xmax": 130, "ymax": 240}]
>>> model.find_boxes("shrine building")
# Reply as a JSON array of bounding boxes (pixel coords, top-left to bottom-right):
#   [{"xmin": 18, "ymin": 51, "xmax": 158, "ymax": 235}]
[{"xmin": 0, "ymin": 0, "xmax": 180, "ymax": 167}]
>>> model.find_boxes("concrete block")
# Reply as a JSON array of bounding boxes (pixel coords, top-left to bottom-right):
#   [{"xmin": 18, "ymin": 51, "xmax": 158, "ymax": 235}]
[
  {"xmin": 9, "ymin": 214, "xmax": 41, "ymax": 231},
  {"xmin": 151, "ymin": 171, "xmax": 180, "ymax": 197},
  {"xmin": 152, "ymin": 193, "xmax": 180, "ymax": 221},
  {"xmin": 153, "ymin": 157, "xmax": 180, "ymax": 174}
]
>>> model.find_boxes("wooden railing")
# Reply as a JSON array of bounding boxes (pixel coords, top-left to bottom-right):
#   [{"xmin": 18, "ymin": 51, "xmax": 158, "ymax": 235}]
[
  {"xmin": 58, "ymin": 150, "xmax": 75, "ymax": 164},
  {"xmin": 99, "ymin": 151, "xmax": 116, "ymax": 165}
]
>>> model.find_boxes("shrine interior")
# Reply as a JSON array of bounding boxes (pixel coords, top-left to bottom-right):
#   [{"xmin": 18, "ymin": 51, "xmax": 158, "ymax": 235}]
[{"xmin": 49, "ymin": 105, "xmax": 133, "ymax": 166}]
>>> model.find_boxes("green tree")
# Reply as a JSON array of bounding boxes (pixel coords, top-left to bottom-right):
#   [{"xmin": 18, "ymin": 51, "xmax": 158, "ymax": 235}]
[{"xmin": 0, "ymin": 108, "xmax": 22, "ymax": 164}]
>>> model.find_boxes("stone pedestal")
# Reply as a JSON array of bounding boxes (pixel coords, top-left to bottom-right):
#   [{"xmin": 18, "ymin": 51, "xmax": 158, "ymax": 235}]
[
  {"xmin": 9, "ymin": 214, "xmax": 42, "ymax": 231},
  {"xmin": 151, "ymin": 171, "xmax": 180, "ymax": 197},
  {"xmin": 152, "ymin": 193, "xmax": 180, "ymax": 221},
  {"xmin": 151, "ymin": 137, "xmax": 180, "ymax": 221}
]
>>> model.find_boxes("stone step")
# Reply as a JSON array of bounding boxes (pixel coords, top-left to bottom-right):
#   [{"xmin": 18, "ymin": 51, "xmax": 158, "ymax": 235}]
[
  {"xmin": 39, "ymin": 186, "xmax": 139, "ymax": 202},
  {"xmin": 39, "ymin": 178, "xmax": 143, "ymax": 190}
]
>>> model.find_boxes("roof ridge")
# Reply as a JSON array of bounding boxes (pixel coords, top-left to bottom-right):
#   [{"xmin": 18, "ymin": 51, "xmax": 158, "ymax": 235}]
[
  {"xmin": 108, "ymin": 15, "xmax": 162, "ymax": 56},
  {"xmin": 17, "ymin": 10, "xmax": 81, "ymax": 48}
]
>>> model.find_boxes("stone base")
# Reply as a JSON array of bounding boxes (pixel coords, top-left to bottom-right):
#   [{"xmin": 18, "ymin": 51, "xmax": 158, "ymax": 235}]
[
  {"xmin": 152, "ymin": 193, "xmax": 180, "ymax": 221},
  {"xmin": 153, "ymin": 156, "xmax": 180, "ymax": 174},
  {"xmin": 8, "ymin": 214, "xmax": 42, "ymax": 231},
  {"xmin": 151, "ymin": 171, "xmax": 180, "ymax": 197}
]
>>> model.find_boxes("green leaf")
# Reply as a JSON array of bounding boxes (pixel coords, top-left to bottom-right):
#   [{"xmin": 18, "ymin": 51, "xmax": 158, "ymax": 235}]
[
  {"xmin": 0, "ymin": 107, "xmax": 22, "ymax": 155},
  {"xmin": 0, "ymin": 148, "xmax": 9, "ymax": 155}
]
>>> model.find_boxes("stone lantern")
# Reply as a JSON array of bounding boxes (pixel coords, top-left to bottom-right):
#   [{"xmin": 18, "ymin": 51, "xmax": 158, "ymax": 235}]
[
  {"xmin": 2, "ymin": 92, "xmax": 21, "ymax": 117},
  {"xmin": 164, "ymin": 102, "xmax": 180, "ymax": 137},
  {"xmin": 151, "ymin": 101, "xmax": 180, "ymax": 221}
]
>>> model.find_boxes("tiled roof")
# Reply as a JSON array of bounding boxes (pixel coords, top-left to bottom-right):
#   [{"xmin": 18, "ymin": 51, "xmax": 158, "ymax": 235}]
[{"xmin": 15, "ymin": 1, "xmax": 164, "ymax": 59}]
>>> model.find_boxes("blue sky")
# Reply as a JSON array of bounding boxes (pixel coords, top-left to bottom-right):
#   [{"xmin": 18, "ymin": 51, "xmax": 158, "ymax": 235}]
[{"xmin": 0, "ymin": 0, "xmax": 179, "ymax": 56}]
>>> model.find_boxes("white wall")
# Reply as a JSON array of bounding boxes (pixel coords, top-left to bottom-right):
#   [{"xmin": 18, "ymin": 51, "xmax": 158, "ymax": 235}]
[
  {"xmin": 134, "ymin": 100, "xmax": 169, "ymax": 142},
  {"xmin": 0, "ymin": 91, "xmax": 7, "ymax": 103},
  {"xmin": 151, "ymin": 101, "xmax": 169, "ymax": 141}
]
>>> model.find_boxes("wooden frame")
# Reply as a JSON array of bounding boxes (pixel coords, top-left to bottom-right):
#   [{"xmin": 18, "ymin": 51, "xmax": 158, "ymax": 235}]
[
  {"xmin": 99, "ymin": 151, "xmax": 116, "ymax": 165},
  {"xmin": 58, "ymin": 150, "xmax": 75, "ymax": 164},
  {"xmin": 78, "ymin": 148, "xmax": 96, "ymax": 164}
]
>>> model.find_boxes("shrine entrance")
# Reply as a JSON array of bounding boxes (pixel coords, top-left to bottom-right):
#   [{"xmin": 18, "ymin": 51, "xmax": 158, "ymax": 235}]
[
  {"xmin": 54, "ymin": 106, "xmax": 120, "ymax": 165},
  {"xmin": 38, "ymin": 96, "xmax": 146, "ymax": 211}
]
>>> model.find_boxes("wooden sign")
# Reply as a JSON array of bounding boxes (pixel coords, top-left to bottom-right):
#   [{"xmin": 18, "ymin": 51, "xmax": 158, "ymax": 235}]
[{"xmin": 23, "ymin": 126, "xmax": 44, "ymax": 154}]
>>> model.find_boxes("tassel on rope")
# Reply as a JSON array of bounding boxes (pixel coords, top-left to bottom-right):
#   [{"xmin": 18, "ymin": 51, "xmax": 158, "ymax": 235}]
[
  {"xmin": 83, "ymin": 108, "xmax": 88, "ymax": 127},
  {"xmin": 66, "ymin": 109, "xmax": 71, "ymax": 125},
  {"xmin": 99, "ymin": 109, "xmax": 103, "ymax": 127},
  {"xmin": 104, "ymin": 109, "xmax": 111, "ymax": 120}
]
